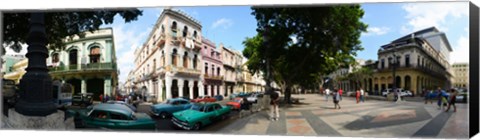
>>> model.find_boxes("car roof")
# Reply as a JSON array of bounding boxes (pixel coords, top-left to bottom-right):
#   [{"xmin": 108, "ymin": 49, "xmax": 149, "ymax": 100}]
[
  {"xmin": 168, "ymin": 98, "xmax": 188, "ymax": 102},
  {"xmin": 92, "ymin": 104, "xmax": 133, "ymax": 116}
]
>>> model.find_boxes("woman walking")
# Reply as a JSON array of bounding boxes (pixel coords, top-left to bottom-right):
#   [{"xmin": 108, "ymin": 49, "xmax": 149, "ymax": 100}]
[
  {"xmin": 356, "ymin": 89, "xmax": 361, "ymax": 104},
  {"xmin": 446, "ymin": 89, "xmax": 457, "ymax": 112},
  {"xmin": 333, "ymin": 89, "xmax": 341, "ymax": 109}
]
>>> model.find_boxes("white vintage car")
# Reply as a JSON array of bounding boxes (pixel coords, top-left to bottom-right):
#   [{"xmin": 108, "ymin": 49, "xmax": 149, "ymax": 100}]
[{"xmin": 382, "ymin": 88, "xmax": 413, "ymax": 97}]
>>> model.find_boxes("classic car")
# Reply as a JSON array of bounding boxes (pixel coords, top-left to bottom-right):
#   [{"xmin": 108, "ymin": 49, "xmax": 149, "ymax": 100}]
[
  {"xmin": 190, "ymin": 95, "xmax": 217, "ymax": 103},
  {"xmin": 171, "ymin": 103, "xmax": 231, "ymax": 130},
  {"xmin": 214, "ymin": 94, "xmax": 224, "ymax": 101},
  {"xmin": 247, "ymin": 93, "xmax": 263, "ymax": 103},
  {"xmin": 72, "ymin": 93, "xmax": 94, "ymax": 107},
  {"xmin": 226, "ymin": 97, "xmax": 243, "ymax": 110},
  {"xmin": 106, "ymin": 100, "xmax": 137, "ymax": 112},
  {"xmin": 67, "ymin": 103, "xmax": 156, "ymax": 130},
  {"xmin": 229, "ymin": 93, "xmax": 239, "ymax": 100},
  {"xmin": 151, "ymin": 98, "xmax": 192, "ymax": 119}
]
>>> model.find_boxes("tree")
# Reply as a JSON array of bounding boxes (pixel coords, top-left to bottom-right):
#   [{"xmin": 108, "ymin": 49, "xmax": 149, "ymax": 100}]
[
  {"xmin": 347, "ymin": 66, "xmax": 374, "ymax": 90},
  {"xmin": 2, "ymin": 10, "xmax": 142, "ymax": 116},
  {"xmin": 3, "ymin": 10, "xmax": 143, "ymax": 52},
  {"xmin": 244, "ymin": 5, "xmax": 367, "ymax": 104}
]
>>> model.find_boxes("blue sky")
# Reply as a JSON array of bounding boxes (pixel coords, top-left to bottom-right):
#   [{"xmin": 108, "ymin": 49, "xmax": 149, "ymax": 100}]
[
  {"xmin": 103, "ymin": 2, "xmax": 469, "ymax": 84},
  {"xmin": 7, "ymin": 2, "xmax": 468, "ymax": 84}
]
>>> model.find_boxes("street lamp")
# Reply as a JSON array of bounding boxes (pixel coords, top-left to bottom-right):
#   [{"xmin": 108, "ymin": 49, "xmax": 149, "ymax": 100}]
[{"xmin": 390, "ymin": 44, "xmax": 401, "ymax": 102}]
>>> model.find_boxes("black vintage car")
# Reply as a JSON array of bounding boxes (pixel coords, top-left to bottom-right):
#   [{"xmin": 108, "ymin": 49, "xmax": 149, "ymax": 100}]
[{"xmin": 72, "ymin": 93, "xmax": 94, "ymax": 107}]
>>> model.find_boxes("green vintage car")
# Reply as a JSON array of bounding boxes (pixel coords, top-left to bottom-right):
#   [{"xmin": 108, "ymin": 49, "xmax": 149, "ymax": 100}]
[
  {"xmin": 67, "ymin": 103, "xmax": 156, "ymax": 130},
  {"xmin": 171, "ymin": 103, "xmax": 231, "ymax": 130}
]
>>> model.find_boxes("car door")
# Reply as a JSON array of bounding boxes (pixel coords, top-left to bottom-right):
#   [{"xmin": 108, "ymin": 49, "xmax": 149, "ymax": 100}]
[
  {"xmin": 205, "ymin": 106, "xmax": 216, "ymax": 124},
  {"xmin": 87, "ymin": 110, "xmax": 114, "ymax": 128},
  {"xmin": 180, "ymin": 100, "xmax": 191, "ymax": 110},
  {"xmin": 109, "ymin": 112, "xmax": 134, "ymax": 129}
]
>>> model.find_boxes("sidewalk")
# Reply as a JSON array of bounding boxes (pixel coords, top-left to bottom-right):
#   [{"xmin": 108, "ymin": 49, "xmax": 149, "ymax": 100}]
[{"xmin": 216, "ymin": 94, "xmax": 469, "ymax": 139}]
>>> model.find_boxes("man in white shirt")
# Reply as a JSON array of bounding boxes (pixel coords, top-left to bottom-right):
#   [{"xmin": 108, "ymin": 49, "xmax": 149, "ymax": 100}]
[
  {"xmin": 325, "ymin": 88, "xmax": 330, "ymax": 101},
  {"xmin": 360, "ymin": 87, "xmax": 365, "ymax": 102}
]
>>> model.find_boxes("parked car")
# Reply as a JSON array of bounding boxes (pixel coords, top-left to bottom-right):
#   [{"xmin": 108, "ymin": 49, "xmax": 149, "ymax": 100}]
[
  {"xmin": 382, "ymin": 88, "xmax": 412, "ymax": 97},
  {"xmin": 190, "ymin": 95, "xmax": 217, "ymax": 103},
  {"xmin": 247, "ymin": 93, "xmax": 263, "ymax": 103},
  {"xmin": 179, "ymin": 96, "xmax": 191, "ymax": 101},
  {"xmin": 226, "ymin": 97, "xmax": 243, "ymax": 110},
  {"xmin": 214, "ymin": 94, "xmax": 224, "ymax": 101},
  {"xmin": 72, "ymin": 93, "xmax": 94, "ymax": 107},
  {"xmin": 171, "ymin": 103, "xmax": 231, "ymax": 130},
  {"xmin": 67, "ymin": 103, "xmax": 156, "ymax": 130},
  {"xmin": 106, "ymin": 100, "xmax": 137, "ymax": 112},
  {"xmin": 151, "ymin": 98, "xmax": 192, "ymax": 119},
  {"xmin": 229, "ymin": 93, "xmax": 239, "ymax": 100}
]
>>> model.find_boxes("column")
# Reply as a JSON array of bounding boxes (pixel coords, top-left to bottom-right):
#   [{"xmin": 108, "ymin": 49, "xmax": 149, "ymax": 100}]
[
  {"xmin": 157, "ymin": 78, "xmax": 164, "ymax": 102},
  {"xmin": 178, "ymin": 80, "xmax": 184, "ymax": 97},
  {"xmin": 81, "ymin": 79, "xmax": 87, "ymax": 93},
  {"xmin": 104, "ymin": 77, "xmax": 112, "ymax": 96},
  {"xmin": 213, "ymin": 85, "xmax": 217, "ymax": 96},
  {"xmin": 198, "ymin": 81, "xmax": 204, "ymax": 96},
  {"xmin": 166, "ymin": 76, "xmax": 172, "ymax": 99},
  {"xmin": 149, "ymin": 80, "xmax": 153, "ymax": 96},
  {"xmin": 189, "ymin": 81, "xmax": 194, "ymax": 100},
  {"xmin": 220, "ymin": 84, "xmax": 224, "ymax": 96},
  {"xmin": 207, "ymin": 85, "xmax": 212, "ymax": 96}
]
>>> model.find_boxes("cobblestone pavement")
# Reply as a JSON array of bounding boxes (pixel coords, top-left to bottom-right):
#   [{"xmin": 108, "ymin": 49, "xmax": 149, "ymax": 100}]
[{"xmin": 214, "ymin": 94, "xmax": 469, "ymax": 139}]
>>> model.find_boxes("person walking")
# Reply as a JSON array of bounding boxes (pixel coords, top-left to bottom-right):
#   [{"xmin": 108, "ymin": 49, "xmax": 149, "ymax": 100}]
[
  {"xmin": 356, "ymin": 89, "xmax": 360, "ymax": 104},
  {"xmin": 99, "ymin": 94, "xmax": 104, "ymax": 103},
  {"xmin": 333, "ymin": 89, "xmax": 341, "ymax": 109},
  {"xmin": 325, "ymin": 88, "xmax": 330, "ymax": 101},
  {"xmin": 360, "ymin": 87, "xmax": 365, "ymax": 102},
  {"xmin": 270, "ymin": 90, "xmax": 280, "ymax": 121},
  {"xmin": 446, "ymin": 89, "xmax": 457, "ymax": 112},
  {"xmin": 338, "ymin": 88, "xmax": 343, "ymax": 101}
]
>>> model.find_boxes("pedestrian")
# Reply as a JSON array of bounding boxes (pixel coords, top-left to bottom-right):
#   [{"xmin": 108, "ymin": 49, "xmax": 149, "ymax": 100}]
[
  {"xmin": 446, "ymin": 89, "xmax": 457, "ymax": 112},
  {"xmin": 424, "ymin": 89, "xmax": 430, "ymax": 104},
  {"xmin": 436, "ymin": 87, "xmax": 448, "ymax": 110},
  {"xmin": 338, "ymin": 88, "xmax": 343, "ymax": 101},
  {"xmin": 105, "ymin": 94, "xmax": 110, "ymax": 102},
  {"xmin": 333, "ymin": 89, "xmax": 341, "ymax": 109},
  {"xmin": 270, "ymin": 89, "xmax": 280, "ymax": 121},
  {"xmin": 325, "ymin": 88, "xmax": 330, "ymax": 101},
  {"xmin": 360, "ymin": 87, "xmax": 365, "ymax": 102},
  {"xmin": 356, "ymin": 89, "xmax": 360, "ymax": 103},
  {"xmin": 99, "ymin": 94, "xmax": 104, "ymax": 103}
]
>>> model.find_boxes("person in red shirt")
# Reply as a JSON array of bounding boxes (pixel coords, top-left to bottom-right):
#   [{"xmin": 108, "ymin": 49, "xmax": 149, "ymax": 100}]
[
  {"xmin": 338, "ymin": 88, "xmax": 343, "ymax": 101},
  {"xmin": 356, "ymin": 89, "xmax": 360, "ymax": 104},
  {"xmin": 99, "ymin": 94, "xmax": 104, "ymax": 103}
]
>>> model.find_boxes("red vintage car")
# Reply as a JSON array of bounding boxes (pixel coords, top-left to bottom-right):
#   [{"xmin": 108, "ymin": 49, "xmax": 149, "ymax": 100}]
[
  {"xmin": 226, "ymin": 97, "xmax": 243, "ymax": 110},
  {"xmin": 190, "ymin": 95, "xmax": 217, "ymax": 103}
]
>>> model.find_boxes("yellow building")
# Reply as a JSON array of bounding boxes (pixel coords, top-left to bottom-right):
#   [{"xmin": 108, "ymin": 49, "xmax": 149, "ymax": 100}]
[{"xmin": 3, "ymin": 58, "xmax": 28, "ymax": 84}]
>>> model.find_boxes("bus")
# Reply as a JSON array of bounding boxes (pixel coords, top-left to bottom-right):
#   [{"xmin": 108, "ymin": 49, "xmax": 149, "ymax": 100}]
[{"xmin": 52, "ymin": 80, "xmax": 74, "ymax": 108}]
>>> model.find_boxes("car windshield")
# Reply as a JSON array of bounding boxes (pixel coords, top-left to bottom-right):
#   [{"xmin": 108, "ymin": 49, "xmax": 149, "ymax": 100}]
[
  {"xmin": 190, "ymin": 104, "xmax": 206, "ymax": 112},
  {"xmin": 165, "ymin": 99, "xmax": 172, "ymax": 104}
]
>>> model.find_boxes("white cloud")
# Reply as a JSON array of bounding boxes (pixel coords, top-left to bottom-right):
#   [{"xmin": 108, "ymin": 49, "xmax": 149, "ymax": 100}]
[
  {"xmin": 363, "ymin": 26, "xmax": 391, "ymax": 36},
  {"xmin": 113, "ymin": 24, "xmax": 151, "ymax": 83},
  {"xmin": 401, "ymin": 2, "xmax": 468, "ymax": 34},
  {"xmin": 211, "ymin": 18, "xmax": 233, "ymax": 29},
  {"xmin": 449, "ymin": 36, "xmax": 469, "ymax": 64}
]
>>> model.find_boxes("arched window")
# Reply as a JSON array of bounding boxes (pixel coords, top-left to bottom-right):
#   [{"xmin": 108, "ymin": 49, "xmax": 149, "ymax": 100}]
[
  {"xmin": 205, "ymin": 63, "xmax": 209, "ymax": 76},
  {"xmin": 172, "ymin": 49, "xmax": 177, "ymax": 66},
  {"xmin": 193, "ymin": 31, "xmax": 197, "ymax": 39},
  {"xmin": 217, "ymin": 67, "xmax": 220, "ymax": 76},
  {"xmin": 171, "ymin": 21, "xmax": 177, "ymax": 32},
  {"xmin": 161, "ymin": 25, "xmax": 165, "ymax": 33},
  {"xmin": 183, "ymin": 26, "xmax": 188, "ymax": 37},
  {"xmin": 211, "ymin": 65, "xmax": 215, "ymax": 76},
  {"xmin": 69, "ymin": 49, "xmax": 78, "ymax": 65},
  {"xmin": 183, "ymin": 52, "xmax": 189, "ymax": 68},
  {"xmin": 52, "ymin": 53, "xmax": 59, "ymax": 63},
  {"xmin": 193, "ymin": 55, "xmax": 197, "ymax": 69},
  {"xmin": 89, "ymin": 46, "xmax": 101, "ymax": 63}
]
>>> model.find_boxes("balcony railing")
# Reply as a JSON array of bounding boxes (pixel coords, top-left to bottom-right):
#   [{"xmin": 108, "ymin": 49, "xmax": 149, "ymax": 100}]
[
  {"xmin": 376, "ymin": 65, "xmax": 448, "ymax": 78},
  {"xmin": 48, "ymin": 62, "xmax": 117, "ymax": 72},
  {"xmin": 166, "ymin": 65, "xmax": 201, "ymax": 76},
  {"xmin": 204, "ymin": 74, "xmax": 223, "ymax": 80}
]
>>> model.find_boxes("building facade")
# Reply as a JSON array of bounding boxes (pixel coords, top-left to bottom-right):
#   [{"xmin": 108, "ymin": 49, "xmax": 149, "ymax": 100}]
[
  {"xmin": 452, "ymin": 63, "xmax": 469, "ymax": 89},
  {"xmin": 132, "ymin": 8, "xmax": 203, "ymax": 102},
  {"xmin": 3, "ymin": 58, "xmax": 27, "ymax": 84},
  {"xmin": 201, "ymin": 38, "xmax": 224, "ymax": 97},
  {"xmin": 47, "ymin": 28, "xmax": 118, "ymax": 101},
  {"xmin": 371, "ymin": 27, "xmax": 453, "ymax": 96},
  {"xmin": 220, "ymin": 45, "xmax": 242, "ymax": 95}
]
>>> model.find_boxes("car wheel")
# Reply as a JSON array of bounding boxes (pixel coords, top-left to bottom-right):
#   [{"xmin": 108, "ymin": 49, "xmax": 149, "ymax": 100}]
[
  {"xmin": 192, "ymin": 122, "xmax": 201, "ymax": 130},
  {"xmin": 160, "ymin": 112, "xmax": 168, "ymax": 119}
]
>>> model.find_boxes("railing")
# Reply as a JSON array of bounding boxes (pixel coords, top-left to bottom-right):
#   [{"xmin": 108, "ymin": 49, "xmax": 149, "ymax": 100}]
[
  {"xmin": 166, "ymin": 65, "xmax": 201, "ymax": 75},
  {"xmin": 376, "ymin": 65, "xmax": 447, "ymax": 78},
  {"xmin": 48, "ymin": 62, "xmax": 117, "ymax": 72},
  {"xmin": 204, "ymin": 74, "xmax": 223, "ymax": 80}
]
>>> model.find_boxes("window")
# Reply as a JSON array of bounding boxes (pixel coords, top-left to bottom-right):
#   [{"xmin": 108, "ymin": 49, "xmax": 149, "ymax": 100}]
[
  {"xmin": 162, "ymin": 51, "xmax": 165, "ymax": 66},
  {"xmin": 161, "ymin": 25, "xmax": 165, "ymax": 33},
  {"xmin": 153, "ymin": 59, "xmax": 156, "ymax": 71},
  {"xmin": 69, "ymin": 49, "xmax": 78, "ymax": 65},
  {"xmin": 52, "ymin": 53, "xmax": 59, "ymax": 63},
  {"xmin": 172, "ymin": 49, "xmax": 177, "ymax": 66},
  {"xmin": 89, "ymin": 110, "xmax": 108, "ymax": 119},
  {"xmin": 193, "ymin": 55, "xmax": 198, "ymax": 69},
  {"xmin": 217, "ymin": 67, "xmax": 220, "ymax": 76},
  {"xmin": 193, "ymin": 31, "xmax": 197, "ymax": 39},
  {"xmin": 381, "ymin": 59, "xmax": 385, "ymax": 69},
  {"xmin": 89, "ymin": 46, "xmax": 101, "ymax": 63},
  {"xmin": 212, "ymin": 65, "xmax": 215, "ymax": 76},
  {"xmin": 405, "ymin": 55, "xmax": 410, "ymax": 67},
  {"xmin": 205, "ymin": 63, "xmax": 209, "ymax": 76},
  {"xmin": 110, "ymin": 112, "xmax": 128, "ymax": 120},
  {"xmin": 183, "ymin": 52, "xmax": 189, "ymax": 68},
  {"xmin": 183, "ymin": 26, "xmax": 188, "ymax": 37},
  {"xmin": 171, "ymin": 21, "xmax": 177, "ymax": 32},
  {"xmin": 396, "ymin": 56, "xmax": 401, "ymax": 67}
]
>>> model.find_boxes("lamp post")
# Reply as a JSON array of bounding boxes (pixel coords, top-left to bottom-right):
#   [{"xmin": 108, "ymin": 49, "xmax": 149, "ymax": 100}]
[
  {"xmin": 14, "ymin": 13, "xmax": 57, "ymax": 116},
  {"xmin": 390, "ymin": 44, "xmax": 401, "ymax": 102}
]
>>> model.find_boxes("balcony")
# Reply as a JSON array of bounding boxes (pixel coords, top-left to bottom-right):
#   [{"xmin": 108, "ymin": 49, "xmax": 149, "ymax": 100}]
[
  {"xmin": 204, "ymin": 74, "xmax": 223, "ymax": 81},
  {"xmin": 165, "ymin": 65, "xmax": 201, "ymax": 76},
  {"xmin": 48, "ymin": 62, "xmax": 117, "ymax": 72},
  {"xmin": 376, "ymin": 65, "xmax": 448, "ymax": 78}
]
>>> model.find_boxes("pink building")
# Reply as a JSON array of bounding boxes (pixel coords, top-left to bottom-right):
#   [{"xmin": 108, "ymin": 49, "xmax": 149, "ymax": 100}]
[{"xmin": 201, "ymin": 38, "xmax": 223, "ymax": 96}]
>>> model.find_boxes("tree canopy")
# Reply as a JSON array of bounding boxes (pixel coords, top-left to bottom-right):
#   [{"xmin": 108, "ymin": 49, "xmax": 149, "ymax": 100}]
[
  {"xmin": 243, "ymin": 5, "xmax": 367, "ymax": 103},
  {"xmin": 2, "ymin": 9, "xmax": 143, "ymax": 52}
]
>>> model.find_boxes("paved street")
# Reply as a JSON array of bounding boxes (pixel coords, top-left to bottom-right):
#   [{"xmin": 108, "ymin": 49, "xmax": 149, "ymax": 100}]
[{"xmin": 208, "ymin": 94, "xmax": 468, "ymax": 139}]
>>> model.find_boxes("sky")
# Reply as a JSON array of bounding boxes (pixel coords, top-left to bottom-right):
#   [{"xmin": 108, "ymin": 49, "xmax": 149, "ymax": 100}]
[{"xmin": 4, "ymin": 2, "xmax": 470, "ymax": 84}]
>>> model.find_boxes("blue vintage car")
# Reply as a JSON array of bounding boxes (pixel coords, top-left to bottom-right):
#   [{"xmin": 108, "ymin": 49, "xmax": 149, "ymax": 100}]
[{"xmin": 150, "ymin": 98, "xmax": 192, "ymax": 119}]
